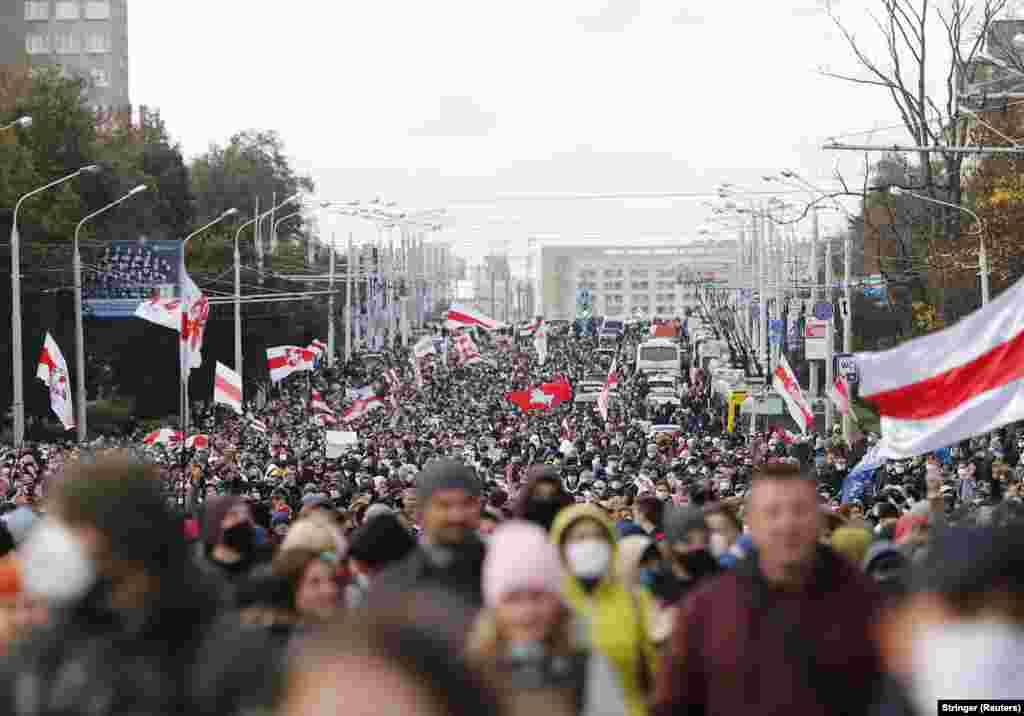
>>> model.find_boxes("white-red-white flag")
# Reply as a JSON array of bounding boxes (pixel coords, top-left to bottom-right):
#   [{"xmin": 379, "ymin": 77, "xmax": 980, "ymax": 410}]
[
  {"xmin": 143, "ymin": 428, "xmax": 182, "ymax": 446},
  {"xmin": 341, "ymin": 397, "xmax": 384, "ymax": 422},
  {"xmin": 179, "ymin": 269, "xmax": 208, "ymax": 378},
  {"xmin": 36, "ymin": 333, "xmax": 74, "ymax": 431},
  {"xmin": 533, "ymin": 319, "xmax": 548, "ymax": 366},
  {"xmin": 826, "ymin": 374, "xmax": 853, "ymax": 418},
  {"xmin": 455, "ymin": 334, "xmax": 483, "ymax": 365},
  {"xmin": 446, "ymin": 304, "xmax": 505, "ymax": 330},
  {"xmin": 772, "ymin": 353, "xmax": 814, "ymax": 434},
  {"xmin": 857, "ymin": 275, "xmax": 1024, "ymax": 458},
  {"xmin": 250, "ymin": 418, "xmax": 268, "ymax": 434},
  {"xmin": 308, "ymin": 339, "xmax": 327, "ymax": 357},
  {"xmin": 384, "ymin": 368, "xmax": 400, "ymax": 388},
  {"xmin": 597, "ymin": 358, "xmax": 618, "ymax": 421},
  {"xmin": 266, "ymin": 346, "xmax": 316, "ymax": 383},
  {"xmin": 185, "ymin": 434, "xmax": 209, "ymax": 450},
  {"xmin": 134, "ymin": 296, "xmax": 183, "ymax": 331},
  {"xmin": 213, "ymin": 362, "xmax": 243, "ymax": 414}
]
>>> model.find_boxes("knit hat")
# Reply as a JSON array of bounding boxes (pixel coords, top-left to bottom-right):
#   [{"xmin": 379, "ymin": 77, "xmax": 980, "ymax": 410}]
[
  {"xmin": 416, "ymin": 459, "xmax": 481, "ymax": 504},
  {"xmin": 483, "ymin": 520, "xmax": 563, "ymax": 607},
  {"xmin": 2, "ymin": 507, "xmax": 37, "ymax": 546},
  {"xmin": 348, "ymin": 513, "xmax": 417, "ymax": 568},
  {"xmin": 364, "ymin": 503, "xmax": 393, "ymax": 522},
  {"xmin": 830, "ymin": 526, "xmax": 874, "ymax": 565},
  {"xmin": 663, "ymin": 505, "xmax": 708, "ymax": 544}
]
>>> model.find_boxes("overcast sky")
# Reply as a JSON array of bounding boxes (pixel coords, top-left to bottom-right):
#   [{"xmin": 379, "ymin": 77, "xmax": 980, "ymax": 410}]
[{"xmin": 128, "ymin": 0, "xmax": 948, "ymax": 268}]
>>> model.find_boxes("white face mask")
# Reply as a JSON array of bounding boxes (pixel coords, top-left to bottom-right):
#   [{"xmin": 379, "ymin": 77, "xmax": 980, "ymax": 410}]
[
  {"xmin": 909, "ymin": 620, "xmax": 1024, "ymax": 713},
  {"xmin": 565, "ymin": 538, "xmax": 612, "ymax": 580},
  {"xmin": 20, "ymin": 521, "xmax": 97, "ymax": 605},
  {"xmin": 708, "ymin": 532, "xmax": 729, "ymax": 558}
]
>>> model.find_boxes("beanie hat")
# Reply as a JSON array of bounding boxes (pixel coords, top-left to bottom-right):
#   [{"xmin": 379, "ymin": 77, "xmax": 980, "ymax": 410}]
[
  {"xmin": 202, "ymin": 496, "xmax": 242, "ymax": 546},
  {"xmin": 364, "ymin": 503, "xmax": 393, "ymax": 522},
  {"xmin": 2, "ymin": 507, "xmax": 37, "ymax": 546},
  {"xmin": 483, "ymin": 520, "xmax": 563, "ymax": 607},
  {"xmin": 830, "ymin": 526, "xmax": 874, "ymax": 565},
  {"xmin": 416, "ymin": 459, "xmax": 481, "ymax": 504},
  {"xmin": 348, "ymin": 513, "xmax": 417, "ymax": 568}
]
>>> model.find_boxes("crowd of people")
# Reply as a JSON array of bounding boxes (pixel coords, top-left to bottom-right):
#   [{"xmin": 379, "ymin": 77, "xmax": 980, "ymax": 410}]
[{"xmin": 0, "ymin": 321, "xmax": 1017, "ymax": 715}]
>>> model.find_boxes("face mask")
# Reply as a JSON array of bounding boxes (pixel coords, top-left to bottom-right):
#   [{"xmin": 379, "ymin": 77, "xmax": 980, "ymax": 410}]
[
  {"xmin": 708, "ymin": 532, "xmax": 729, "ymax": 558},
  {"xmin": 909, "ymin": 620, "xmax": 1024, "ymax": 713},
  {"xmin": 835, "ymin": 462, "xmax": 847, "ymax": 471},
  {"xmin": 20, "ymin": 521, "xmax": 97, "ymax": 605},
  {"xmin": 893, "ymin": 466, "xmax": 905, "ymax": 475},
  {"xmin": 656, "ymin": 491, "xmax": 670, "ymax": 502},
  {"xmin": 222, "ymin": 522, "xmax": 255, "ymax": 554},
  {"xmin": 678, "ymin": 548, "xmax": 720, "ymax": 579},
  {"xmin": 565, "ymin": 538, "xmax": 612, "ymax": 580}
]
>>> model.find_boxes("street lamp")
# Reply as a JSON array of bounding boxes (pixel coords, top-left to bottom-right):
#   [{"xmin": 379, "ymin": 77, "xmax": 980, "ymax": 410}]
[
  {"xmin": 1, "ymin": 116, "xmax": 31, "ymax": 131},
  {"xmin": 889, "ymin": 185, "xmax": 990, "ymax": 303},
  {"xmin": 11, "ymin": 164, "xmax": 101, "ymax": 446},
  {"xmin": 72, "ymin": 184, "xmax": 147, "ymax": 442}
]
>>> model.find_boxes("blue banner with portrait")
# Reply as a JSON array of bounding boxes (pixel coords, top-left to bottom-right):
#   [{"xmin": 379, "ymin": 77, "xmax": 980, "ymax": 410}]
[{"xmin": 83, "ymin": 239, "xmax": 182, "ymax": 318}]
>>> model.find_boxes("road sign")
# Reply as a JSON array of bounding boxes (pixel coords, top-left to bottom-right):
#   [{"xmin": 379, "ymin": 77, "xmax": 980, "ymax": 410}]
[
  {"xmin": 813, "ymin": 301, "xmax": 834, "ymax": 321},
  {"xmin": 834, "ymin": 352, "xmax": 859, "ymax": 384}
]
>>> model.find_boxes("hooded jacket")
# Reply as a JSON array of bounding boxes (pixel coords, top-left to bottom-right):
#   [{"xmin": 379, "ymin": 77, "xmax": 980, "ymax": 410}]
[{"xmin": 551, "ymin": 504, "xmax": 657, "ymax": 716}]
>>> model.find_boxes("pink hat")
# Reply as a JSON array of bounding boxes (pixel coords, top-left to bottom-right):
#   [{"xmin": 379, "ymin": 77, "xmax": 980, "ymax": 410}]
[{"xmin": 482, "ymin": 520, "xmax": 564, "ymax": 607}]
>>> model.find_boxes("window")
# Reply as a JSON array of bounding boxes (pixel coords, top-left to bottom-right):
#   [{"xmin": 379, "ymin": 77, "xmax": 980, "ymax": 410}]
[
  {"xmin": 54, "ymin": 33, "xmax": 79, "ymax": 54},
  {"xmin": 24, "ymin": 1, "xmax": 49, "ymax": 20},
  {"xmin": 632, "ymin": 294, "xmax": 650, "ymax": 305},
  {"xmin": 56, "ymin": 1, "xmax": 80, "ymax": 20},
  {"xmin": 604, "ymin": 268, "xmax": 623, "ymax": 278},
  {"xmin": 656, "ymin": 280, "xmax": 676, "ymax": 291},
  {"xmin": 90, "ymin": 68, "xmax": 109, "ymax": 86},
  {"xmin": 606, "ymin": 294, "xmax": 624, "ymax": 306},
  {"xmin": 84, "ymin": 0, "xmax": 110, "ymax": 19},
  {"xmin": 603, "ymin": 281, "xmax": 622, "ymax": 291},
  {"xmin": 631, "ymin": 268, "xmax": 649, "ymax": 278},
  {"xmin": 25, "ymin": 34, "xmax": 49, "ymax": 54},
  {"xmin": 85, "ymin": 33, "xmax": 110, "ymax": 53},
  {"xmin": 631, "ymin": 281, "xmax": 649, "ymax": 291}
]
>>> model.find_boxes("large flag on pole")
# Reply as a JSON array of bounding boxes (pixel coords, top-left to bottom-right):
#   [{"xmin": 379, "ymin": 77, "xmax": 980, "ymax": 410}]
[
  {"xmin": 597, "ymin": 358, "xmax": 618, "ymax": 421},
  {"xmin": 266, "ymin": 346, "xmax": 316, "ymax": 383},
  {"xmin": 857, "ymin": 275, "xmax": 1024, "ymax": 458},
  {"xmin": 179, "ymin": 268, "xmax": 209, "ymax": 378},
  {"xmin": 213, "ymin": 362, "xmax": 243, "ymax": 414},
  {"xmin": 134, "ymin": 296, "xmax": 183, "ymax": 331},
  {"xmin": 36, "ymin": 333, "xmax": 74, "ymax": 431},
  {"xmin": 772, "ymin": 353, "xmax": 814, "ymax": 434},
  {"xmin": 533, "ymin": 318, "xmax": 548, "ymax": 366},
  {"xmin": 446, "ymin": 303, "xmax": 505, "ymax": 330}
]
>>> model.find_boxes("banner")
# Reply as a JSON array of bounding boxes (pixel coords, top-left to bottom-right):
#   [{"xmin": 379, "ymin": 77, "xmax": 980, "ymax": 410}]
[{"xmin": 83, "ymin": 239, "xmax": 182, "ymax": 318}]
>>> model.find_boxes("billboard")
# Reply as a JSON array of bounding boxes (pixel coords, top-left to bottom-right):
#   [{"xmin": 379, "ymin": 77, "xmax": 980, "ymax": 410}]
[{"xmin": 83, "ymin": 239, "xmax": 182, "ymax": 318}]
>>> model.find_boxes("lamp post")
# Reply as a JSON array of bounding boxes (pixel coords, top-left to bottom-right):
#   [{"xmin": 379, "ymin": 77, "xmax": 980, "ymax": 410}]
[
  {"xmin": 73, "ymin": 184, "xmax": 147, "ymax": 442},
  {"xmin": 181, "ymin": 208, "xmax": 239, "ymax": 436},
  {"xmin": 231, "ymin": 196, "xmax": 301, "ymax": 391},
  {"xmin": 889, "ymin": 186, "xmax": 990, "ymax": 304},
  {"xmin": 0, "ymin": 116, "xmax": 31, "ymax": 132},
  {"xmin": 11, "ymin": 164, "xmax": 101, "ymax": 446}
]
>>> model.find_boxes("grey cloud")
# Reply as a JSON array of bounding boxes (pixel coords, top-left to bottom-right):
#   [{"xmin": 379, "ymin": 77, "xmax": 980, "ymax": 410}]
[{"xmin": 409, "ymin": 96, "xmax": 496, "ymax": 138}]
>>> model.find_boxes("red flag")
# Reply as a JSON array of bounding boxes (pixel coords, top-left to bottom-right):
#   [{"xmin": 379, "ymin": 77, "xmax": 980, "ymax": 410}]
[{"xmin": 507, "ymin": 383, "xmax": 567, "ymax": 411}]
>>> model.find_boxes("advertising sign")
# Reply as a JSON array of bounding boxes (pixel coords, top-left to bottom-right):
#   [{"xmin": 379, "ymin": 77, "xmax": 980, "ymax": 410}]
[
  {"xmin": 804, "ymin": 318, "xmax": 828, "ymax": 360},
  {"xmin": 83, "ymin": 239, "xmax": 182, "ymax": 318},
  {"xmin": 834, "ymin": 352, "xmax": 860, "ymax": 384}
]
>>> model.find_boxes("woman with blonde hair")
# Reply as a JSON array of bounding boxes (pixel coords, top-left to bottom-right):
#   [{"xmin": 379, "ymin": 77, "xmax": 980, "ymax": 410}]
[{"xmin": 466, "ymin": 520, "xmax": 626, "ymax": 716}]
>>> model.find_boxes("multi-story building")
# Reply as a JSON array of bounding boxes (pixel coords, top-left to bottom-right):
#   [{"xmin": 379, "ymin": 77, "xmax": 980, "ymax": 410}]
[
  {"xmin": 531, "ymin": 239, "xmax": 739, "ymax": 321},
  {"xmin": 1, "ymin": 0, "xmax": 130, "ymax": 109}
]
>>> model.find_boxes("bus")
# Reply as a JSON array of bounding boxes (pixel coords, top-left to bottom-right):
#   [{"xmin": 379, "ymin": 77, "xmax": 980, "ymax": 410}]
[{"xmin": 636, "ymin": 338, "xmax": 682, "ymax": 375}]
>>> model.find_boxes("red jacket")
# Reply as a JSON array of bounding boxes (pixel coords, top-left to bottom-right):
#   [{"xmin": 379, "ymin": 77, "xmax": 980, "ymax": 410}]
[{"xmin": 653, "ymin": 546, "xmax": 883, "ymax": 716}]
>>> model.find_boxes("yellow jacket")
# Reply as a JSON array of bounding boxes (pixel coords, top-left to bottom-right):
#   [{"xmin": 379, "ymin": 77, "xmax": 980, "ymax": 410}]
[{"xmin": 551, "ymin": 504, "xmax": 656, "ymax": 716}]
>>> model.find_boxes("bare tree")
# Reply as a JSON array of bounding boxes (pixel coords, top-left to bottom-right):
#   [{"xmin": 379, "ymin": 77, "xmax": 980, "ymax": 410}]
[{"xmin": 823, "ymin": 0, "xmax": 1010, "ymax": 244}]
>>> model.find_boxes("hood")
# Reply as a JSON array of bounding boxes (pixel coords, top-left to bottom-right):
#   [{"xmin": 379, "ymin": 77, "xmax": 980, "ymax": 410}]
[
  {"xmin": 615, "ymin": 534, "xmax": 654, "ymax": 591},
  {"xmin": 550, "ymin": 503, "xmax": 618, "ymax": 552},
  {"xmin": 512, "ymin": 466, "xmax": 573, "ymax": 519}
]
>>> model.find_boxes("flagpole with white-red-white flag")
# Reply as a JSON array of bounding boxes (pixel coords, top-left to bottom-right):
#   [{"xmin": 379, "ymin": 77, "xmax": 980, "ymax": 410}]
[
  {"xmin": 36, "ymin": 333, "xmax": 74, "ymax": 431},
  {"xmin": 213, "ymin": 362, "xmax": 243, "ymax": 415},
  {"xmin": 446, "ymin": 303, "xmax": 506, "ymax": 331},
  {"xmin": 857, "ymin": 275, "xmax": 1024, "ymax": 458},
  {"xmin": 772, "ymin": 353, "xmax": 814, "ymax": 434},
  {"xmin": 597, "ymin": 358, "xmax": 618, "ymax": 421}
]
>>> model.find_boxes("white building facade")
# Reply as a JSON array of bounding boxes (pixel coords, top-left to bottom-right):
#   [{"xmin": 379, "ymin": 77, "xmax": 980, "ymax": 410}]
[{"xmin": 531, "ymin": 240, "xmax": 739, "ymax": 321}]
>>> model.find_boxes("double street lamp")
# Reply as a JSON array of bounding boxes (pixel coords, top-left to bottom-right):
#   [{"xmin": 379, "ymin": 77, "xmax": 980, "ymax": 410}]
[
  {"xmin": 72, "ymin": 184, "xmax": 148, "ymax": 442},
  {"xmin": 11, "ymin": 164, "xmax": 101, "ymax": 447}
]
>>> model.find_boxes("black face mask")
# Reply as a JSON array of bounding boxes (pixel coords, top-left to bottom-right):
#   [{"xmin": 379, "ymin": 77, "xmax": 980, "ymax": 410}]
[
  {"xmin": 523, "ymin": 497, "xmax": 563, "ymax": 530},
  {"xmin": 222, "ymin": 522, "xmax": 255, "ymax": 554},
  {"xmin": 678, "ymin": 549, "xmax": 721, "ymax": 581}
]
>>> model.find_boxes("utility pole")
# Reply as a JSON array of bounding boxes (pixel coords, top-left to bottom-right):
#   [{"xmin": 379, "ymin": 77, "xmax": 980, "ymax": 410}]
[
  {"xmin": 327, "ymin": 232, "xmax": 336, "ymax": 367},
  {"xmin": 809, "ymin": 208, "xmax": 820, "ymax": 398},
  {"xmin": 759, "ymin": 206, "xmax": 769, "ymax": 377},
  {"xmin": 842, "ymin": 229, "xmax": 853, "ymax": 442},
  {"xmin": 980, "ymin": 237, "xmax": 991, "ymax": 305},
  {"xmin": 825, "ymin": 235, "xmax": 835, "ymax": 432},
  {"xmin": 345, "ymin": 234, "xmax": 353, "ymax": 363}
]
